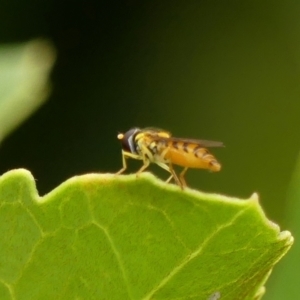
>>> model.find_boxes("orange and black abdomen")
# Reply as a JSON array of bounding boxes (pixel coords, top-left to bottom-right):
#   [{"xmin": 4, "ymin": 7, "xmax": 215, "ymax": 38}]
[{"xmin": 164, "ymin": 141, "xmax": 221, "ymax": 172}]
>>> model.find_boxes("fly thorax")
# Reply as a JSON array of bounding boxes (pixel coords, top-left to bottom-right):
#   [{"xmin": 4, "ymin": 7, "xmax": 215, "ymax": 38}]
[
  {"xmin": 152, "ymin": 141, "xmax": 170, "ymax": 163},
  {"xmin": 135, "ymin": 144, "xmax": 142, "ymax": 155}
]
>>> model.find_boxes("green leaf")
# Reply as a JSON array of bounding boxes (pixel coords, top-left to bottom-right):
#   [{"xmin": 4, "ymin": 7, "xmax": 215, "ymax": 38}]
[
  {"xmin": 0, "ymin": 169, "xmax": 293, "ymax": 300},
  {"xmin": 265, "ymin": 153, "xmax": 300, "ymax": 299},
  {"xmin": 0, "ymin": 40, "xmax": 55, "ymax": 142}
]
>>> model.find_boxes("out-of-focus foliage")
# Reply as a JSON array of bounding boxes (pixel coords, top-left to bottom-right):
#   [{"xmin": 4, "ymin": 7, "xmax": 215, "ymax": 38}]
[
  {"xmin": 0, "ymin": 1, "xmax": 299, "ymax": 298},
  {"xmin": 0, "ymin": 40, "xmax": 55, "ymax": 142}
]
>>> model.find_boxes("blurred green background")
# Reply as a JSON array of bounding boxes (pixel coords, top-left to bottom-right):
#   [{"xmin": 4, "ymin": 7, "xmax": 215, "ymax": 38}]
[{"xmin": 0, "ymin": 1, "xmax": 299, "ymax": 298}]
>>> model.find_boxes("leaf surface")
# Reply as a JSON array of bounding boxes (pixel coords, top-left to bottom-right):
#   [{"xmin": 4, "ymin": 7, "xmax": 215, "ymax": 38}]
[{"xmin": 0, "ymin": 169, "xmax": 293, "ymax": 300}]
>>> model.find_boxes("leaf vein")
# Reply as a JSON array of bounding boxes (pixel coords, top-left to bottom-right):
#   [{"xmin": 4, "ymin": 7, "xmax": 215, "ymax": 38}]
[
  {"xmin": 142, "ymin": 206, "xmax": 250, "ymax": 300},
  {"xmin": 94, "ymin": 222, "xmax": 133, "ymax": 300}
]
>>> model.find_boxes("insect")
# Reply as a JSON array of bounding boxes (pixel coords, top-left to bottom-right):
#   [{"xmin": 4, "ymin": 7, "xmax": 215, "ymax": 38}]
[{"xmin": 116, "ymin": 127, "xmax": 223, "ymax": 188}]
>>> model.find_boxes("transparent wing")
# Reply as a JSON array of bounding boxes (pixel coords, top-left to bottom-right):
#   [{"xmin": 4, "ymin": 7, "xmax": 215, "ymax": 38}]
[{"xmin": 153, "ymin": 136, "xmax": 224, "ymax": 147}]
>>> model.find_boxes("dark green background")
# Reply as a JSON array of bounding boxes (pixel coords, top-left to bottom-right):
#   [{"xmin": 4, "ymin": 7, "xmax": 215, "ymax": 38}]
[{"xmin": 1, "ymin": 1, "xmax": 299, "ymax": 298}]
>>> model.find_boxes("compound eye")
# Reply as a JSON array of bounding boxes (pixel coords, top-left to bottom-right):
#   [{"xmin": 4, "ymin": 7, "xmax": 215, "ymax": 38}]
[{"xmin": 118, "ymin": 128, "xmax": 140, "ymax": 153}]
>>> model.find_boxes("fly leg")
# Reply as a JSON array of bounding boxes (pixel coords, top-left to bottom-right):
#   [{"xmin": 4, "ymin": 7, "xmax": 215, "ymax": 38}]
[
  {"xmin": 168, "ymin": 164, "xmax": 182, "ymax": 188},
  {"xmin": 135, "ymin": 145, "xmax": 153, "ymax": 177},
  {"xmin": 116, "ymin": 151, "xmax": 141, "ymax": 174},
  {"xmin": 116, "ymin": 150, "xmax": 128, "ymax": 174},
  {"xmin": 156, "ymin": 162, "xmax": 183, "ymax": 189},
  {"xmin": 136, "ymin": 159, "xmax": 150, "ymax": 177},
  {"xmin": 166, "ymin": 174, "xmax": 173, "ymax": 183},
  {"xmin": 179, "ymin": 167, "xmax": 188, "ymax": 187}
]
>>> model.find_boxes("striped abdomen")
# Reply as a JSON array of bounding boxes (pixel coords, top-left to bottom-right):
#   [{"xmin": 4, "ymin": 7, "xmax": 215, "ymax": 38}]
[{"xmin": 163, "ymin": 141, "xmax": 221, "ymax": 172}]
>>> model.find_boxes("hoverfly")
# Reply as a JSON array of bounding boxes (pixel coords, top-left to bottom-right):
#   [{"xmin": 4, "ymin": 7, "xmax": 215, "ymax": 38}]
[{"xmin": 116, "ymin": 127, "xmax": 223, "ymax": 188}]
